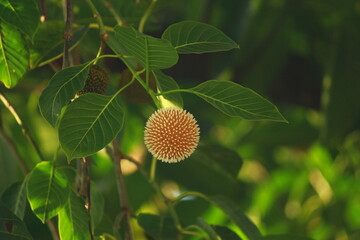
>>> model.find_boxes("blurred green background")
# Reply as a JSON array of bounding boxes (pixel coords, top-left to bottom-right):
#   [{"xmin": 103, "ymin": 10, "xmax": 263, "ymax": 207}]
[{"xmin": 1, "ymin": 0, "xmax": 360, "ymax": 239}]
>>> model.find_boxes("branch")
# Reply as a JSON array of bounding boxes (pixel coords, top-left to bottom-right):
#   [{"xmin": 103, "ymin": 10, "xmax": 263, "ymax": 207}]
[
  {"xmin": 78, "ymin": 157, "xmax": 94, "ymax": 240},
  {"xmin": 108, "ymin": 139, "xmax": 134, "ymax": 240},
  {"xmin": 62, "ymin": 0, "xmax": 73, "ymax": 68},
  {"xmin": 0, "ymin": 92, "xmax": 44, "ymax": 162}
]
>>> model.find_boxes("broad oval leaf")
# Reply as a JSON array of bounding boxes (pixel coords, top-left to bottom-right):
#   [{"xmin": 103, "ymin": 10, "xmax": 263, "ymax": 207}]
[
  {"xmin": 39, "ymin": 63, "xmax": 90, "ymax": 127},
  {"xmin": 162, "ymin": 21, "xmax": 239, "ymax": 54},
  {"xmin": 58, "ymin": 191, "xmax": 90, "ymax": 240},
  {"xmin": 58, "ymin": 93, "xmax": 125, "ymax": 160},
  {"xmin": 30, "ymin": 22, "xmax": 88, "ymax": 69},
  {"xmin": 114, "ymin": 25, "xmax": 178, "ymax": 70},
  {"xmin": 189, "ymin": 80, "xmax": 287, "ymax": 122},
  {"xmin": 0, "ymin": 21, "xmax": 29, "ymax": 88},
  {"xmin": 0, "ymin": 0, "xmax": 40, "ymax": 38},
  {"xmin": 153, "ymin": 70, "xmax": 183, "ymax": 108},
  {"xmin": 209, "ymin": 195, "xmax": 261, "ymax": 240},
  {"xmin": 1, "ymin": 179, "xmax": 28, "ymax": 220},
  {"xmin": 0, "ymin": 201, "xmax": 33, "ymax": 240},
  {"xmin": 27, "ymin": 161, "xmax": 70, "ymax": 223}
]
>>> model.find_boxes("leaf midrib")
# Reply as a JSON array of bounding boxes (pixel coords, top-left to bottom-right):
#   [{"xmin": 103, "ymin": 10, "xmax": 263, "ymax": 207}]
[
  {"xmin": 0, "ymin": 26, "xmax": 12, "ymax": 87},
  {"xmin": 175, "ymin": 41, "xmax": 236, "ymax": 49},
  {"xmin": 69, "ymin": 93, "xmax": 121, "ymax": 159}
]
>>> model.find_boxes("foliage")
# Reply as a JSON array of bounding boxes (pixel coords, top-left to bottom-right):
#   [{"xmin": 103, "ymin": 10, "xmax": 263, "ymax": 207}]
[{"xmin": 0, "ymin": 0, "xmax": 359, "ymax": 240}]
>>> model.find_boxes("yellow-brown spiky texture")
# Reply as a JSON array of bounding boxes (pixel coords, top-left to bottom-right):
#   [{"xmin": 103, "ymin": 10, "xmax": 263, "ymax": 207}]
[
  {"xmin": 144, "ymin": 107, "xmax": 200, "ymax": 163},
  {"xmin": 78, "ymin": 65, "xmax": 109, "ymax": 95}
]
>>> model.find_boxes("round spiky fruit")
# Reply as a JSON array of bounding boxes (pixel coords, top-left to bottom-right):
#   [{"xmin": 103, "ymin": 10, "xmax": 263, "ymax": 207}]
[
  {"xmin": 78, "ymin": 65, "xmax": 109, "ymax": 95},
  {"xmin": 144, "ymin": 107, "xmax": 200, "ymax": 163}
]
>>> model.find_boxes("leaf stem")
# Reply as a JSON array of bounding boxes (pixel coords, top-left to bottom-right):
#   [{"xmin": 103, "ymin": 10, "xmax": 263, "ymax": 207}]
[
  {"xmin": 169, "ymin": 191, "xmax": 211, "ymax": 205},
  {"xmin": 85, "ymin": 0, "xmax": 107, "ymax": 40},
  {"xmin": 0, "ymin": 92, "xmax": 44, "ymax": 162},
  {"xmin": 118, "ymin": 55, "xmax": 162, "ymax": 108},
  {"xmin": 103, "ymin": 0, "xmax": 123, "ymax": 25},
  {"xmin": 138, "ymin": 0, "xmax": 157, "ymax": 33}
]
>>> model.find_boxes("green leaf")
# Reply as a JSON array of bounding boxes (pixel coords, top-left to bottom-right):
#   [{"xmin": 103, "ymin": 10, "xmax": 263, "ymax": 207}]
[
  {"xmin": 114, "ymin": 25, "xmax": 178, "ymax": 70},
  {"xmin": 153, "ymin": 70, "xmax": 183, "ymax": 108},
  {"xmin": 0, "ymin": 201, "xmax": 33, "ymax": 240},
  {"xmin": 38, "ymin": 63, "xmax": 90, "ymax": 127},
  {"xmin": 137, "ymin": 213, "xmax": 178, "ymax": 240},
  {"xmin": 1, "ymin": 179, "xmax": 28, "ymax": 220},
  {"xmin": 158, "ymin": 144, "xmax": 242, "ymax": 198},
  {"xmin": 187, "ymin": 80, "xmax": 287, "ymax": 122},
  {"xmin": 262, "ymin": 235, "xmax": 313, "ymax": 240},
  {"xmin": 26, "ymin": 161, "xmax": 70, "ymax": 223},
  {"xmin": 212, "ymin": 225, "xmax": 242, "ymax": 240},
  {"xmin": 0, "ymin": 0, "xmax": 40, "ymax": 38},
  {"xmin": 197, "ymin": 218, "xmax": 219, "ymax": 240},
  {"xmin": 30, "ymin": 22, "xmax": 88, "ymax": 69},
  {"xmin": 58, "ymin": 93, "xmax": 125, "ymax": 160},
  {"xmin": 162, "ymin": 21, "xmax": 239, "ymax": 54},
  {"xmin": 58, "ymin": 191, "xmax": 90, "ymax": 240},
  {"xmin": 209, "ymin": 195, "xmax": 261, "ymax": 240},
  {"xmin": 0, "ymin": 21, "xmax": 29, "ymax": 88}
]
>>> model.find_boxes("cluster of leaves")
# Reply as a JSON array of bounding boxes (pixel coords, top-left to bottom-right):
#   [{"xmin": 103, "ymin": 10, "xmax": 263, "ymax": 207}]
[{"xmin": 3, "ymin": 0, "xmax": 347, "ymax": 240}]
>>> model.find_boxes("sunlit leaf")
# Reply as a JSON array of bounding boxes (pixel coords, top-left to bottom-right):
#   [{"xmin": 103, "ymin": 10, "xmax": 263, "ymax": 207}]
[
  {"xmin": 38, "ymin": 63, "xmax": 90, "ymax": 127},
  {"xmin": 58, "ymin": 93, "xmax": 125, "ymax": 160},
  {"xmin": 26, "ymin": 161, "xmax": 70, "ymax": 223},
  {"xmin": 0, "ymin": 0, "xmax": 40, "ymax": 38},
  {"xmin": 30, "ymin": 22, "xmax": 88, "ymax": 69},
  {"xmin": 212, "ymin": 225, "xmax": 242, "ymax": 240},
  {"xmin": 58, "ymin": 191, "xmax": 90, "ymax": 240},
  {"xmin": 153, "ymin": 70, "xmax": 183, "ymax": 108},
  {"xmin": 0, "ymin": 201, "xmax": 33, "ymax": 240},
  {"xmin": 209, "ymin": 195, "xmax": 261, "ymax": 240},
  {"xmin": 137, "ymin": 213, "xmax": 178, "ymax": 240},
  {"xmin": 197, "ymin": 218, "xmax": 219, "ymax": 240},
  {"xmin": 162, "ymin": 21, "xmax": 239, "ymax": 54},
  {"xmin": 0, "ymin": 22, "xmax": 29, "ymax": 88},
  {"xmin": 186, "ymin": 80, "xmax": 287, "ymax": 122},
  {"xmin": 1, "ymin": 179, "xmax": 28, "ymax": 220},
  {"xmin": 114, "ymin": 25, "xmax": 178, "ymax": 70}
]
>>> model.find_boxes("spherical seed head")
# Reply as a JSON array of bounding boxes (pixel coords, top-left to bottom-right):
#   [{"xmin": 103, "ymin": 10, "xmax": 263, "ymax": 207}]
[
  {"xmin": 78, "ymin": 65, "xmax": 109, "ymax": 95},
  {"xmin": 144, "ymin": 107, "xmax": 200, "ymax": 163}
]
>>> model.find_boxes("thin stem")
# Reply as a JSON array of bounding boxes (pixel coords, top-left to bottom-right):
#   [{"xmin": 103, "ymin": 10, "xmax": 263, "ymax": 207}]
[
  {"xmin": 170, "ymin": 191, "xmax": 210, "ymax": 205},
  {"xmin": 0, "ymin": 92, "xmax": 44, "ymax": 162},
  {"xmin": 103, "ymin": 0, "xmax": 123, "ymax": 25},
  {"xmin": 85, "ymin": 0, "xmax": 107, "ymax": 39},
  {"xmin": 118, "ymin": 55, "xmax": 162, "ymax": 108},
  {"xmin": 156, "ymin": 88, "xmax": 187, "ymax": 96},
  {"xmin": 46, "ymin": 219, "xmax": 60, "ymax": 240},
  {"xmin": 138, "ymin": 0, "xmax": 157, "ymax": 33},
  {"xmin": 149, "ymin": 156, "xmax": 157, "ymax": 182},
  {"xmin": 78, "ymin": 157, "xmax": 94, "ymax": 240},
  {"xmin": 111, "ymin": 139, "xmax": 134, "ymax": 240},
  {"xmin": 0, "ymin": 118, "xmax": 29, "ymax": 174},
  {"xmin": 63, "ymin": 0, "xmax": 73, "ymax": 68}
]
